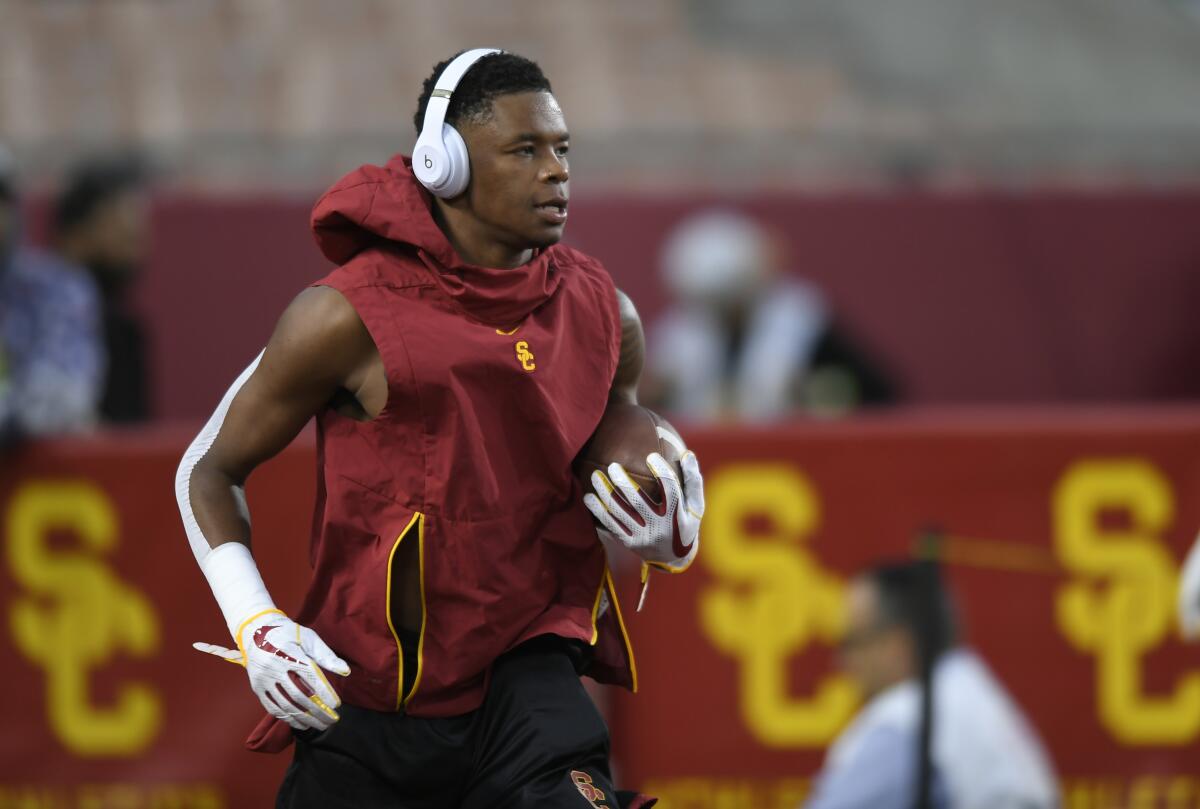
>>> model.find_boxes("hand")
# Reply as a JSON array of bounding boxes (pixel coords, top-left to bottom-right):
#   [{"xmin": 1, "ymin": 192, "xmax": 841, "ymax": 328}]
[
  {"xmin": 1179, "ymin": 532, "xmax": 1200, "ymax": 640},
  {"xmin": 584, "ymin": 450, "xmax": 704, "ymax": 573},
  {"xmin": 194, "ymin": 608, "xmax": 350, "ymax": 730}
]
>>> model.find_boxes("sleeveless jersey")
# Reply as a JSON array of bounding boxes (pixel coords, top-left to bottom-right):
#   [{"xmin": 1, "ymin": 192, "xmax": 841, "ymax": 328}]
[{"xmin": 247, "ymin": 155, "xmax": 636, "ymax": 753}]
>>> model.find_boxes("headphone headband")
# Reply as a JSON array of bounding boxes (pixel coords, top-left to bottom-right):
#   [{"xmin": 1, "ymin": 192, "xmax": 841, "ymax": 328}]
[
  {"xmin": 413, "ymin": 47, "xmax": 503, "ymax": 199},
  {"xmin": 419, "ymin": 48, "xmax": 503, "ymax": 144}
]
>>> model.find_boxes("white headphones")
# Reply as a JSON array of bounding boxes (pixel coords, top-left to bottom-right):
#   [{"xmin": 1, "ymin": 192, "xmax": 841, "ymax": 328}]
[{"xmin": 412, "ymin": 48, "xmax": 503, "ymax": 199}]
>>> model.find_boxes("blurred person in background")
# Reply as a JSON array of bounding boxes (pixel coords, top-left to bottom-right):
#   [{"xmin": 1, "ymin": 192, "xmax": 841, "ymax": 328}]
[
  {"xmin": 643, "ymin": 208, "xmax": 897, "ymax": 422},
  {"xmin": 53, "ymin": 156, "xmax": 152, "ymax": 423},
  {"xmin": 0, "ymin": 145, "xmax": 105, "ymax": 444},
  {"xmin": 805, "ymin": 561, "xmax": 1058, "ymax": 809}
]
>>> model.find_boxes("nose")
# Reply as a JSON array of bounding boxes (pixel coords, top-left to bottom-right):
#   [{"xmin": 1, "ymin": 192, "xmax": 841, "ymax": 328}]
[{"xmin": 539, "ymin": 152, "xmax": 569, "ymax": 184}]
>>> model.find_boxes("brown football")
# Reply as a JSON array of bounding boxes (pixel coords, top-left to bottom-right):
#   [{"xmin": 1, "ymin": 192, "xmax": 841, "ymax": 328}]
[{"xmin": 575, "ymin": 401, "xmax": 686, "ymax": 507}]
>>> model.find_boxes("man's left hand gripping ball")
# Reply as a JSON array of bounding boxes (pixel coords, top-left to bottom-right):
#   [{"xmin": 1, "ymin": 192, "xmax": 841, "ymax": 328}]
[{"xmin": 194, "ymin": 609, "xmax": 350, "ymax": 731}]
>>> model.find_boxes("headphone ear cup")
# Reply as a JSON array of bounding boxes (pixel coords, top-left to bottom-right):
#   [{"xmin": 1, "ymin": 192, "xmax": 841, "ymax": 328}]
[
  {"xmin": 412, "ymin": 132, "xmax": 449, "ymax": 193},
  {"xmin": 438, "ymin": 123, "xmax": 470, "ymax": 199}
]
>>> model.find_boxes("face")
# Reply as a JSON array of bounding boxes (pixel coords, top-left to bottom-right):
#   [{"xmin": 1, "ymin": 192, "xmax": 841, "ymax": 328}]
[
  {"xmin": 76, "ymin": 189, "xmax": 149, "ymax": 290},
  {"xmin": 838, "ymin": 577, "xmax": 914, "ymax": 698},
  {"xmin": 455, "ymin": 91, "xmax": 570, "ymax": 252}
]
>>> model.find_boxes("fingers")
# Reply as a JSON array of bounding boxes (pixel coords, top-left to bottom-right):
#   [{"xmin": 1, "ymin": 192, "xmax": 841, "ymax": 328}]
[
  {"xmin": 680, "ymin": 452, "xmax": 705, "ymax": 519},
  {"xmin": 257, "ymin": 688, "xmax": 292, "ymax": 725},
  {"xmin": 646, "ymin": 453, "xmax": 684, "ymax": 515},
  {"xmin": 237, "ymin": 617, "xmax": 349, "ymax": 730},
  {"xmin": 257, "ymin": 687, "xmax": 323, "ymax": 731},
  {"xmin": 250, "ymin": 666, "xmax": 336, "ymax": 730},
  {"xmin": 288, "ymin": 669, "xmax": 341, "ymax": 725},
  {"xmin": 585, "ymin": 492, "xmax": 631, "ymax": 537},
  {"xmin": 267, "ymin": 683, "xmax": 328, "ymax": 731},
  {"xmin": 297, "ymin": 665, "xmax": 343, "ymax": 720},
  {"xmin": 591, "ymin": 469, "xmax": 643, "ymax": 532},
  {"xmin": 280, "ymin": 674, "xmax": 335, "ymax": 729},
  {"xmin": 288, "ymin": 628, "xmax": 342, "ymax": 719},
  {"xmin": 646, "ymin": 452, "xmax": 681, "ymax": 488},
  {"xmin": 604, "ymin": 463, "xmax": 641, "ymax": 509},
  {"xmin": 301, "ymin": 627, "xmax": 351, "ymax": 677},
  {"xmin": 294, "ymin": 638, "xmax": 344, "ymax": 718},
  {"xmin": 606, "ymin": 462, "xmax": 668, "ymax": 520},
  {"xmin": 193, "ymin": 642, "xmax": 245, "ymax": 666}
]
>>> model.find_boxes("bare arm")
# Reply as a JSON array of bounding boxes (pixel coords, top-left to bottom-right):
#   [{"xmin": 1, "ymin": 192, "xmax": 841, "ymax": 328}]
[
  {"xmin": 182, "ymin": 286, "xmax": 378, "ymax": 553},
  {"xmin": 177, "ymin": 289, "xmax": 373, "ymax": 721},
  {"xmin": 610, "ymin": 288, "xmax": 645, "ymax": 405}
]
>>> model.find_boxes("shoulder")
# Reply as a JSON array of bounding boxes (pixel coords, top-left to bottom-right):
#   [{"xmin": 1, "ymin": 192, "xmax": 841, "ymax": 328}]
[
  {"xmin": 10, "ymin": 249, "xmax": 99, "ymax": 308},
  {"xmin": 275, "ymin": 286, "xmax": 370, "ymax": 356},
  {"xmin": 255, "ymin": 285, "xmax": 378, "ymax": 390},
  {"xmin": 938, "ymin": 650, "xmax": 1024, "ymax": 726},
  {"xmin": 860, "ymin": 681, "xmax": 921, "ymax": 732},
  {"xmin": 813, "ymin": 718, "xmax": 917, "ymax": 809}
]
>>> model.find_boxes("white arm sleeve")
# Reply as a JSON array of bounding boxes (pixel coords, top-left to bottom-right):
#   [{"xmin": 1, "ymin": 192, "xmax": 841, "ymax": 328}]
[{"xmin": 174, "ymin": 350, "xmax": 276, "ymax": 637}]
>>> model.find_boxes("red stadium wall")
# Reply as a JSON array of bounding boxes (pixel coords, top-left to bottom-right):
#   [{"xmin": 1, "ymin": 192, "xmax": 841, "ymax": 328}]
[
  {"xmin": 44, "ymin": 188, "xmax": 1194, "ymax": 419},
  {"xmin": 4, "ymin": 411, "xmax": 1200, "ymax": 808}
]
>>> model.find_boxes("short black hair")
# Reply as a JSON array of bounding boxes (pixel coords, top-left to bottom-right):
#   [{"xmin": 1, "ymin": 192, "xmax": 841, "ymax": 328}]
[
  {"xmin": 54, "ymin": 156, "xmax": 146, "ymax": 236},
  {"xmin": 865, "ymin": 560, "xmax": 960, "ymax": 660},
  {"xmin": 413, "ymin": 51, "xmax": 552, "ymax": 135}
]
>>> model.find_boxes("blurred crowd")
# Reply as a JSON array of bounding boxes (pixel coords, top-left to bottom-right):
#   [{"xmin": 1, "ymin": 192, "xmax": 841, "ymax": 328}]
[
  {"xmin": 0, "ymin": 145, "xmax": 152, "ymax": 446},
  {"xmin": 0, "ymin": 140, "xmax": 903, "ymax": 447}
]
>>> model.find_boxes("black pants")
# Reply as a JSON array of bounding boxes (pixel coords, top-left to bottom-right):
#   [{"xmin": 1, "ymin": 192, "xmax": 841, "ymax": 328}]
[{"xmin": 276, "ymin": 636, "xmax": 652, "ymax": 809}]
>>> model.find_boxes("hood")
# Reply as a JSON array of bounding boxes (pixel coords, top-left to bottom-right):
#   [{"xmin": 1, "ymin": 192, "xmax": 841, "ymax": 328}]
[{"xmin": 311, "ymin": 154, "xmax": 561, "ymax": 326}]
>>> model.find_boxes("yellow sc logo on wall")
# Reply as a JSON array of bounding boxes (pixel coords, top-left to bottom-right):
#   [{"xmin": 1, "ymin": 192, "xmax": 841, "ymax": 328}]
[
  {"xmin": 6, "ymin": 480, "xmax": 162, "ymax": 756},
  {"xmin": 698, "ymin": 463, "xmax": 859, "ymax": 748},
  {"xmin": 1055, "ymin": 459, "xmax": 1200, "ymax": 744},
  {"xmin": 700, "ymin": 458, "xmax": 1200, "ymax": 749}
]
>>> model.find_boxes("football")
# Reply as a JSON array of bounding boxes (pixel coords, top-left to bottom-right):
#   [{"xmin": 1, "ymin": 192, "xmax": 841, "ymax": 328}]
[{"xmin": 575, "ymin": 401, "xmax": 686, "ymax": 506}]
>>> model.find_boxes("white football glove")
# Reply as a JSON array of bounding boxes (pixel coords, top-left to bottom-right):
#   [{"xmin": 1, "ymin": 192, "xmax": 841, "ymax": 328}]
[
  {"xmin": 584, "ymin": 450, "xmax": 704, "ymax": 574},
  {"xmin": 194, "ymin": 608, "xmax": 350, "ymax": 731},
  {"xmin": 1178, "ymin": 531, "xmax": 1200, "ymax": 640}
]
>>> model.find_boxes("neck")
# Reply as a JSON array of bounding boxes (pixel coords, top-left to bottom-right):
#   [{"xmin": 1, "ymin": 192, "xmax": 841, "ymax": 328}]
[{"xmin": 432, "ymin": 200, "xmax": 532, "ymax": 269}]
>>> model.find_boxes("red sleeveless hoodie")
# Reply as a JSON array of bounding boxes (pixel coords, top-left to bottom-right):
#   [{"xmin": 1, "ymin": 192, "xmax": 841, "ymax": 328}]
[{"xmin": 248, "ymin": 155, "xmax": 636, "ymax": 752}]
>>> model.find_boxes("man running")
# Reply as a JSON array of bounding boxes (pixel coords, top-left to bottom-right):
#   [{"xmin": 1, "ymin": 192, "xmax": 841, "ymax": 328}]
[{"xmin": 176, "ymin": 49, "xmax": 703, "ymax": 808}]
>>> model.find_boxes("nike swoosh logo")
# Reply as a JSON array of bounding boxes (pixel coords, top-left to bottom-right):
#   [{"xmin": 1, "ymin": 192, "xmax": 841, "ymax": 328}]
[{"xmin": 254, "ymin": 625, "xmax": 299, "ymax": 664}]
